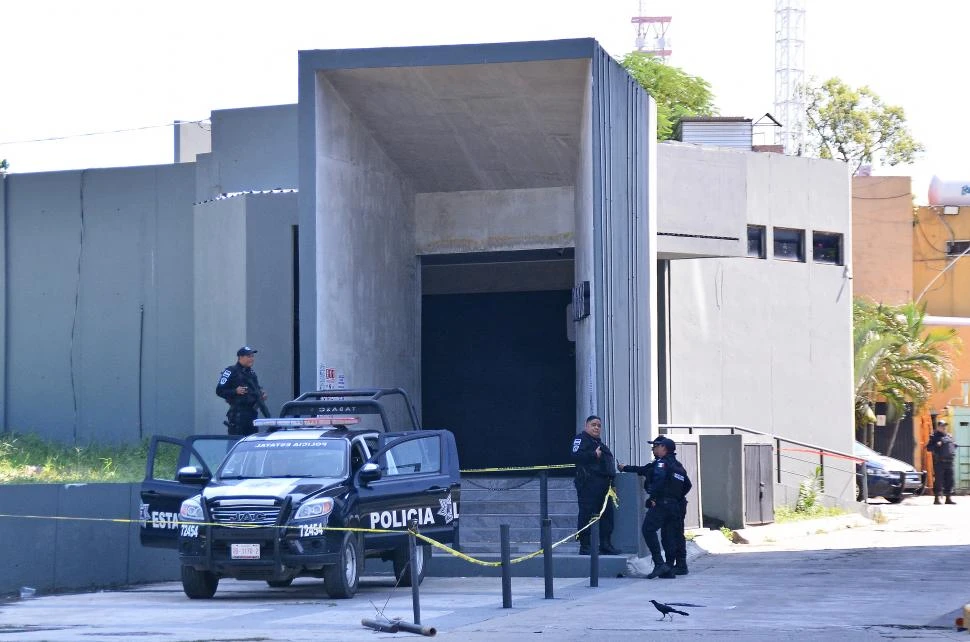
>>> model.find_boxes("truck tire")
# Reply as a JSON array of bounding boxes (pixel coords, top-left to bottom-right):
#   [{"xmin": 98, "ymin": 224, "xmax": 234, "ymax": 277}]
[
  {"xmin": 181, "ymin": 565, "xmax": 218, "ymax": 599},
  {"xmin": 393, "ymin": 543, "xmax": 430, "ymax": 587},
  {"xmin": 324, "ymin": 533, "xmax": 361, "ymax": 598}
]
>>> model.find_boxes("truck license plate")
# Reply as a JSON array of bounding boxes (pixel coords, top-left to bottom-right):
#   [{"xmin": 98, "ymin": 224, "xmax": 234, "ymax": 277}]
[{"xmin": 231, "ymin": 543, "xmax": 260, "ymax": 560}]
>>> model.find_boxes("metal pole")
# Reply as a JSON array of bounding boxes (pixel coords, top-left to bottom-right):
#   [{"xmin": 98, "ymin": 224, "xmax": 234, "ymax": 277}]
[
  {"xmin": 539, "ymin": 470, "xmax": 549, "ymax": 522},
  {"xmin": 776, "ymin": 438, "xmax": 782, "ymax": 484},
  {"xmin": 589, "ymin": 517, "xmax": 599, "ymax": 587},
  {"xmin": 500, "ymin": 524, "xmax": 512, "ymax": 608},
  {"xmin": 408, "ymin": 520, "xmax": 421, "ymax": 625},
  {"xmin": 542, "ymin": 517, "xmax": 554, "ymax": 599}
]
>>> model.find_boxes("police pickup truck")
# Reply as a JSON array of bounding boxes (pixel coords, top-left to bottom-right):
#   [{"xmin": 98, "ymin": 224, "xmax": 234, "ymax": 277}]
[{"xmin": 139, "ymin": 388, "xmax": 460, "ymax": 599}]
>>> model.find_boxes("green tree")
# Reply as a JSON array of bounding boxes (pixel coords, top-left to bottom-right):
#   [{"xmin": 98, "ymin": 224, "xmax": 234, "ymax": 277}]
[
  {"xmin": 0, "ymin": 159, "xmax": 8, "ymax": 174},
  {"xmin": 620, "ymin": 53, "xmax": 717, "ymax": 141},
  {"xmin": 853, "ymin": 299, "xmax": 959, "ymax": 451},
  {"xmin": 803, "ymin": 77, "xmax": 924, "ymax": 174}
]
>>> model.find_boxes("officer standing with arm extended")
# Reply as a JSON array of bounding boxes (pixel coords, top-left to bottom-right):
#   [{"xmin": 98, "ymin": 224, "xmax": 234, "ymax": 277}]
[
  {"xmin": 619, "ymin": 436, "xmax": 692, "ymax": 578},
  {"xmin": 570, "ymin": 415, "xmax": 620, "ymax": 556},
  {"xmin": 216, "ymin": 346, "xmax": 269, "ymax": 436},
  {"xmin": 926, "ymin": 419, "xmax": 957, "ymax": 505}
]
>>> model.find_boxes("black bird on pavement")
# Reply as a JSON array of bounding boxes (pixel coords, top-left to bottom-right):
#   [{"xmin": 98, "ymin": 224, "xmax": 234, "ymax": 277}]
[{"xmin": 650, "ymin": 599, "xmax": 690, "ymax": 621}]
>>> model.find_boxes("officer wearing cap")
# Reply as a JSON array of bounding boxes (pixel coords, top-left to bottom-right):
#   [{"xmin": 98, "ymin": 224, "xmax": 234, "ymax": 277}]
[
  {"xmin": 926, "ymin": 419, "xmax": 957, "ymax": 505},
  {"xmin": 570, "ymin": 415, "xmax": 620, "ymax": 555},
  {"xmin": 619, "ymin": 436, "xmax": 692, "ymax": 578},
  {"xmin": 216, "ymin": 346, "xmax": 269, "ymax": 436}
]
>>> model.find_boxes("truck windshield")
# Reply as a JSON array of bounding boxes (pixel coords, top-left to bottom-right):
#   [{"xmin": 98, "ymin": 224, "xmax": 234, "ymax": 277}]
[{"xmin": 217, "ymin": 439, "xmax": 349, "ymax": 479}]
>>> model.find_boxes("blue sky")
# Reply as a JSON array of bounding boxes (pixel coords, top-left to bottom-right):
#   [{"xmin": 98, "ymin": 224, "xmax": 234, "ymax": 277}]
[{"xmin": 2, "ymin": 0, "xmax": 965, "ymax": 203}]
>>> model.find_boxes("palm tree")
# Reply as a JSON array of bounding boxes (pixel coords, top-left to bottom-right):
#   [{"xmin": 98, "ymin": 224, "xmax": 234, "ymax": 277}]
[{"xmin": 853, "ymin": 299, "xmax": 960, "ymax": 452}]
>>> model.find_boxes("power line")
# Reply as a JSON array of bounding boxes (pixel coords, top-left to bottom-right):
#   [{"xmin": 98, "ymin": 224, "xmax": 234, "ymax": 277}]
[{"xmin": 0, "ymin": 119, "xmax": 210, "ymax": 146}]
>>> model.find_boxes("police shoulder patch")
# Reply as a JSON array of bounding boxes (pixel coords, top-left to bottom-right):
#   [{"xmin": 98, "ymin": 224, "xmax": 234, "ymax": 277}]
[
  {"xmin": 656, "ymin": 462, "xmax": 665, "ymax": 468},
  {"xmin": 572, "ymin": 438, "xmax": 582, "ymax": 453}
]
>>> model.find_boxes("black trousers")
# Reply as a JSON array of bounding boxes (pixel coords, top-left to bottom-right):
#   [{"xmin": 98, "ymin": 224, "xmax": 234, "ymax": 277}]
[
  {"xmin": 226, "ymin": 407, "xmax": 257, "ymax": 436},
  {"xmin": 575, "ymin": 476, "xmax": 614, "ymax": 547},
  {"xmin": 641, "ymin": 500, "xmax": 687, "ymax": 564},
  {"xmin": 933, "ymin": 457, "xmax": 955, "ymax": 495}
]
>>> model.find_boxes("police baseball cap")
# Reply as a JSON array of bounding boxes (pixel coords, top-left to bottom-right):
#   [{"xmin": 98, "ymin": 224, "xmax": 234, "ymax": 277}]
[
  {"xmin": 937, "ymin": 419, "xmax": 948, "ymax": 427},
  {"xmin": 649, "ymin": 436, "xmax": 676, "ymax": 451},
  {"xmin": 237, "ymin": 346, "xmax": 258, "ymax": 357}
]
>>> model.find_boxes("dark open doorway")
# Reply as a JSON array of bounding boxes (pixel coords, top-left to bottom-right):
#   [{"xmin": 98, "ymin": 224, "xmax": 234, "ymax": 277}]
[{"xmin": 422, "ymin": 289, "xmax": 576, "ymax": 470}]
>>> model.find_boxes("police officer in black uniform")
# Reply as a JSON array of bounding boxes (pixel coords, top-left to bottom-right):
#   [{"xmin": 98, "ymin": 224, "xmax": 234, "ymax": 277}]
[
  {"xmin": 216, "ymin": 346, "xmax": 268, "ymax": 436},
  {"xmin": 926, "ymin": 419, "xmax": 957, "ymax": 505},
  {"xmin": 570, "ymin": 415, "xmax": 620, "ymax": 555},
  {"xmin": 619, "ymin": 436, "xmax": 692, "ymax": 578}
]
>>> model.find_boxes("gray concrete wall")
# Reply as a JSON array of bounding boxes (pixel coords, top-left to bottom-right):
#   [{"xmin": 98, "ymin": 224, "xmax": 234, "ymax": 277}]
[
  {"xmin": 0, "ymin": 483, "xmax": 178, "ymax": 597},
  {"xmin": 573, "ymin": 71, "xmax": 597, "ymax": 424},
  {"xmin": 667, "ymin": 152, "xmax": 854, "ymax": 499},
  {"xmin": 4, "ymin": 165, "xmax": 196, "ymax": 442},
  {"xmin": 174, "ymin": 120, "xmax": 212, "ymax": 164},
  {"xmin": 196, "ymin": 105, "xmax": 298, "ymax": 202},
  {"xmin": 314, "ymin": 73, "xmax": 419, "ymax": 396},
  {"xmin": 415, "ymin": 187, "xmax": 574, "ymax": 255},
  {"xmin": 194, "ymin": 192, "xmax": 298, "ymax": 432},
  {"xmin": 656, "ymin": 143, "xmax": 746, "ymax": 259}
]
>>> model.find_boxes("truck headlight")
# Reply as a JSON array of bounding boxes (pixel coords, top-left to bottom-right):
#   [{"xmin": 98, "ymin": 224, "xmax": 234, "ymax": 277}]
[
  {"xmin": 295, "ymin": 497, "xmax": 334, "ymax": 520},
  {"xmin": 179, "ymin": 497, "xmax": 204, "ymax": 521}
]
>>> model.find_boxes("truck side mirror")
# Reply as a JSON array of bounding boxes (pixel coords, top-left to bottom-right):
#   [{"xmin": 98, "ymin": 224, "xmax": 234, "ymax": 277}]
[
  {"xmin": 359, "ymin": 462, "xmax": 382, "ymax": 484},
  {"xmin": 176, "ymin": 466, "xmax": 211, "ymax": 485}
]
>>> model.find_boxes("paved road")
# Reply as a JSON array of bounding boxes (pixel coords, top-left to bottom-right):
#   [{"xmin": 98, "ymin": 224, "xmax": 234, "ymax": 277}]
[{"xmin": 1, "ymin": 494, "xmax": 967, "ymax": 641}]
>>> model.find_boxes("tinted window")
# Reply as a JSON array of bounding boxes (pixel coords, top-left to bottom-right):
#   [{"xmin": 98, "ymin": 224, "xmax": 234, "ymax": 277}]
[
  {"xmin": 747, "ymin": 225, "xmax": 766, "ymax": 258},
  {"xmin": 773, "ymin": 228, "xmax": 804, "ymax": 262},
  {"xmin": 812, "ymin": 232, "xmax": 843, "ymax": 265},
  {"xmin": 382, "ymin": 435, "xmax": 441, "ymax": 476}
]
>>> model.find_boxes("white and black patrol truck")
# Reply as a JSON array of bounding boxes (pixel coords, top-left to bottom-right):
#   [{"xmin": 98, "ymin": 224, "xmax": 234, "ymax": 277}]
[{"xmin": 139, "ymin": 388, "xmax": 460, "ymax": 599}]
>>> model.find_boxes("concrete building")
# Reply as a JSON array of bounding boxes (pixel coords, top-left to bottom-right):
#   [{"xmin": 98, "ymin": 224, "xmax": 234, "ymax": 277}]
[{"xmin": 0, "ymin": 38, "xmax": 855, "ymax": 508}]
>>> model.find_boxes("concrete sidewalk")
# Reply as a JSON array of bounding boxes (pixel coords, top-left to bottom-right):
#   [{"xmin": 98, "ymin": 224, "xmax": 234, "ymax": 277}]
[{"xmin": 0, "ymin": 495, "xmax": 966, "ymax": 641}]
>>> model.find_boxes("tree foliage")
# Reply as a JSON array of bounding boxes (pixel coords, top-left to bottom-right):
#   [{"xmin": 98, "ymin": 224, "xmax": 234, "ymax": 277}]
[
  {"xmin": 803, "ymin": 77, "xmax": 924, "ymax": 174},
  {"xmin": 0, "ymin": 159, "xmax": 8, "ymax": 174},
  {"xmin": 620, "ymin": 53, "xmax": 718, "ymax": 141},
  {"xmin": 853, "ymin": 299, "xmax": 960, "ymax": 449}
]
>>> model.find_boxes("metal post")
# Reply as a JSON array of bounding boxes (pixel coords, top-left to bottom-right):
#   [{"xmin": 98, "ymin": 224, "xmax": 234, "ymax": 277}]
[
  {"xmin": 539, "ymin": 470, "xmax": 549, "ymax": 522},
  {"xmin": 819, "ymin": 451, "xmax": 825, "ymax": 490},
  {"xmin": 776, "ymin": 438, "xmax": 782, "ymax": 484},
  {"xmin": 589, "ymin": 518, "xmax": 599, "ymax": 587},
  {"xmin": 541, "ymin": 518, "xmax": 554, "ymax": 599},
  {"xmin": 408, "ymin": 520, "xmax": 421, "ymax": 625},
  {"xmin": 500, "ymin": 524, "xmax": 512, "ymax": 608}
]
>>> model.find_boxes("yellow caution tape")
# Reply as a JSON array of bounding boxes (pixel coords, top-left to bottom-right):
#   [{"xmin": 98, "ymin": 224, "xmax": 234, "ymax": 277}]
[{"xmin": 0, "ymin": 479, "xmax": 621, "ymax": 569}]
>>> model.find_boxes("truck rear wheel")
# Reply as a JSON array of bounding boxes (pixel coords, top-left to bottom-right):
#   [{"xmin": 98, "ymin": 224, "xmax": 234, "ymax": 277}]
[
  {"xmin": 181, "ymin": 565, "xmax": 218, "ymax": 599},
  {"xmin": 393, "ymin": 543, "xmax": 430, "ymax": 587},
  {"xmin": 324, "ymin": 533, "xmax": 361, "ymax": 598}
]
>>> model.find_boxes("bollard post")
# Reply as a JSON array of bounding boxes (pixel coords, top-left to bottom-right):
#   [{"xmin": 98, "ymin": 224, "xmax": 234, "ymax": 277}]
[
  {"xmin": 542, "ymin": 517, "xmax": 554, "ymax": 599},
  {"xmin": 408, "ymin": 519, "xmax": 421, "ymax": 625},
  {"xmin": 539, "ymin": 470, "xmax": 548, "ymax": 522},
  {"xmin": 589, "ymin": 518, "xmax": 599, "ymax": 587},
  {"xmin": 500, "ymin": 524, "xmax": 512, "ymax": 608}
]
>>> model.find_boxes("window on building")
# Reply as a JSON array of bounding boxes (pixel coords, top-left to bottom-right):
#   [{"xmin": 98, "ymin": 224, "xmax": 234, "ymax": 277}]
[
  {"xmin": 773, "ymin": 228, "xmax": 804, "ymax": 262},
  {"xmin": 747, "ymin": 225, "xmax": 766, "ymax": 258},
  {"xmin": 946, "ymin": 240, "xmax": 970, "ymax": 257},
  {"xmin": 812, "ymin": 231, "xmax": 843, "ymax": 265}
]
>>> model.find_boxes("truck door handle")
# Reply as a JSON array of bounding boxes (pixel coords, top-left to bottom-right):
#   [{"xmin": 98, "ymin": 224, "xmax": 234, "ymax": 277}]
[
  {"xmin": 143, "ymin": 490, "xmax": 160, "ymax": 497},
  {"xmin": 424, "ymin": 487, "xmax": 445, "ymax": 494}
]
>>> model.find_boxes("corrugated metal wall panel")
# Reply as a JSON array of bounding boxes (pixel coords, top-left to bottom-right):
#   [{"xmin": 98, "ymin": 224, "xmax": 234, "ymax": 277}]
[
  {"xmin": 680, "ymin": 122, "xmax": 752, "ymax": 149},
  {"xmin": 591, "ymin": 45, "xmax": 657, "ymax": 463}
]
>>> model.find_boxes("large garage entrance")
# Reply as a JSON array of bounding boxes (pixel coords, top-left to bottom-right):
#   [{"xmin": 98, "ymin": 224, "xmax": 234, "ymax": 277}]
[{"xmin": 421, "ymin": 251, "xmax": 576, "ymax": 470}]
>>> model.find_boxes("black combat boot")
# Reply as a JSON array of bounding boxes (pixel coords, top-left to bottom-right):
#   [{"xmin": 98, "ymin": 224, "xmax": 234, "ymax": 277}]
[
  {"xmin": 672, "ymin": 558, "xmax": 688, "ymax": 576},
  {"xmin": 934, "ymin": 496, "xmax": 941, "ymax": 505},
  {"xmin": 599, "ymin": 540, "xmax": 620, "ymax": 555},
  {"xmin": 946, "ymin": 496, "xmax": 956, "ymax": 504},
  {"xmin": 646, "ymin": 560, "xmax": 672, "ymax": 579}
]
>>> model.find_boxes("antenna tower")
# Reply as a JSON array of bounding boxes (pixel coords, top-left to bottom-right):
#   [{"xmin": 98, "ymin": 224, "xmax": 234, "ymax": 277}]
[
  {"xmin": 774, "ymin": 0, "xmax": 806, "ymax": 154},
  {"xmin": 632, "ymin": 1, "xmax": 671, "ymax": 60}
]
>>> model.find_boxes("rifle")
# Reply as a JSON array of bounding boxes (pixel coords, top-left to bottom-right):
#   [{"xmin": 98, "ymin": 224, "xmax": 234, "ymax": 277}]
[{"xmin": 243, "ymin": 371, "xmax": 272, "ymax": 418}]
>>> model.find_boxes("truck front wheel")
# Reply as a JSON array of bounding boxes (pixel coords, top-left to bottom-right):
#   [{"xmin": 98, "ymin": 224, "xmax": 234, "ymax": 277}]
[
  {"xmin": 324, "ymin": 533, "xmax": 361, "ymax": 598},
  {"xmin": 181, "ymin": 565, "xmax": 218, "ymax": 599}
]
